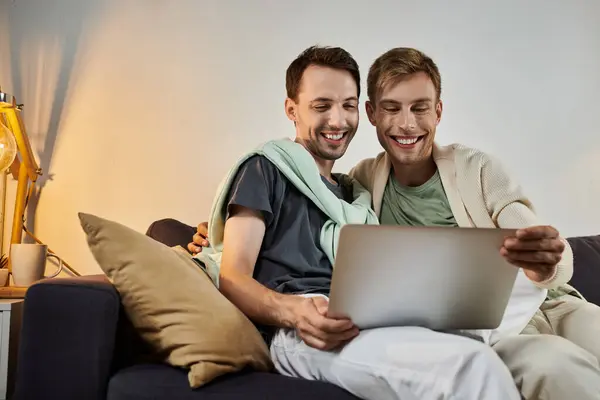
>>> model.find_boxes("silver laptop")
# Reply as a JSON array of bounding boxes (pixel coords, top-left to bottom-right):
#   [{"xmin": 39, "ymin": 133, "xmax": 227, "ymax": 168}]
[{"xmin": 327, "ymin": 224, "xmax": 519, "ymax": 331}]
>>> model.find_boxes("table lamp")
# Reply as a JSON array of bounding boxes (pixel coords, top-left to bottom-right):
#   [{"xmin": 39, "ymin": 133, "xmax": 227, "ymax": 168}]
[{"xmin": 0, "ymin": 87, "xmax": 80, "ymax": 279}]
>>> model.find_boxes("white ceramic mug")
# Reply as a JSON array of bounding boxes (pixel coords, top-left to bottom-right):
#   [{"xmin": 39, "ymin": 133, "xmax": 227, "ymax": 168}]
[{"xmin": 10, "ymin": 243, "xmax": 63, "ymax": 286}]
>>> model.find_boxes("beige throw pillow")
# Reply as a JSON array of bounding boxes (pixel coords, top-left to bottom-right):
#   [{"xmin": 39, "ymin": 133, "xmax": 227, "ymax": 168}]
[{"xmin": 78, "ymin": 212, "xmax": 273, "ymax": 388}]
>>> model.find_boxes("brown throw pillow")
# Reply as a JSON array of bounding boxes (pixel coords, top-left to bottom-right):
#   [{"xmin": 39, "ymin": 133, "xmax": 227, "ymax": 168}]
[{"xmin": 78, "ymin": 212, "xmax": 273, "ymax": 388}]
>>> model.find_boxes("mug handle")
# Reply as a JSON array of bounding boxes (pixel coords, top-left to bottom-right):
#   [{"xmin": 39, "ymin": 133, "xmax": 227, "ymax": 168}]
[{"xmin": 45, "ymin": 252, "xmax": 63, "ymax": 279}]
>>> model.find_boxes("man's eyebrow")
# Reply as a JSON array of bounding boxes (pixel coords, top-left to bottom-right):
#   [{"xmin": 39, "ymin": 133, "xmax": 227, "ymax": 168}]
[
  {"xmin": 379, "ymin": 97, "xmax": 433, "ymax": 104},
  {"xmin": 311, "ymin": 96, "xmax": 358, "ymax": 103},
  {"xmin": 311, "ymin": 97, "xmax": 332, "ymax": 103}
]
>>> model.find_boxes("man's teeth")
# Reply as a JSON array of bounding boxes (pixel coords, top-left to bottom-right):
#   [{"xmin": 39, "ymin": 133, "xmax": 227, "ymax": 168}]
[
  {"xmin": 395, "ymin": 137, "xmax": 419, "ymax": 145},
  {"xmin": 324, "ymin": 133, "xmax": 344, "ymax": 141}
]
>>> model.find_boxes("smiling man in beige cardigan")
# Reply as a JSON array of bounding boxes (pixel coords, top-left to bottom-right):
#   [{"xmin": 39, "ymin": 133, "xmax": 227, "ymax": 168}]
[{"xmin": 346, "ymin": 47, "xmax": 600, "ymax": 399}]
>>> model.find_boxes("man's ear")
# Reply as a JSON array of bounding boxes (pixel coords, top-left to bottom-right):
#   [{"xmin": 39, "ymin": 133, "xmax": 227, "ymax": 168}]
[
  {"xmin": 365, "ymin": 101, "xmax": 377, "ymax": 126},
  {"xmin": 435, "ymin": 99, "xmax": 443, "ymax": 125},
  {"xmin": 285, "ymin": 98, "xmax": 297, "ymax": 123}
]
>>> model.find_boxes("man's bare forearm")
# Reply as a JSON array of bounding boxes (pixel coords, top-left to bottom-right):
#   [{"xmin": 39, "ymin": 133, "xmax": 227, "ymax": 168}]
[
  {"xmin": 218, "ymin": 206, "xmax": 301, "ymax": 329},
  {"xmin": 219, "ymin": 270, "xmax": 301, "ymax": 329}
]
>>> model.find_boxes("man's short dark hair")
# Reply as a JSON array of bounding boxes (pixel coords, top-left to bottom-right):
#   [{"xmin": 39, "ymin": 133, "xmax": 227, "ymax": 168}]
[{"xmin": 286, "ymin": 45, "xmax": 360, "ymax": 102}]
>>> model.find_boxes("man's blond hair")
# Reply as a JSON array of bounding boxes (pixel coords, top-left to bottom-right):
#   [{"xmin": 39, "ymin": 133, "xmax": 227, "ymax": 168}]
[{"xmin": 367, "ymin": 47, "xmax": 442, "ymax": 105}]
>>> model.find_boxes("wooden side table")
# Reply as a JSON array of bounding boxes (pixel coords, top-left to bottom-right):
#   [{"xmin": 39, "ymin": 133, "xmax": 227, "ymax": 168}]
[{"xmin": 0, "ymin": 300, "xmax": 23, "ymax": 400}]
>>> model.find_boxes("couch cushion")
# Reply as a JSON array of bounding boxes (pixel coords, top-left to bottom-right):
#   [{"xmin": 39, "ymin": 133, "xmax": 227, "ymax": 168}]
[
  {"xmin": 78, "ymin": 213, "xmax": 273, "ymax": 389},
  {"xmin": 567, "ymin": 235, "xmax": 600, "ymax": 306},
  {"xmin": 107, "ymin": 364, "xmax": 359, "ymax": 400}
]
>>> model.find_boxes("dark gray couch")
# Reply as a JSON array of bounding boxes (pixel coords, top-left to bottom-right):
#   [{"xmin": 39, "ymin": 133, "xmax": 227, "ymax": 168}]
[{"xmin": 11, "ymin": 219, "xmax": 600, "ymax": 400}]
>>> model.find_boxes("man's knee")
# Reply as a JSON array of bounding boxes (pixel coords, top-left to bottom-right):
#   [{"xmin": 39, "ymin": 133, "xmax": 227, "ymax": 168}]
[
  {"xmin": 381, "ymin": 330, "xmax": 518, "ymax": 397},
  {"xmin": 495, "ymin": 333, "xmax": 600, "ymax": 399},
  {"xmin": 376, "ymin": 329, "xmax": 511, "ymax": 378},
  {"xmin": 497, "ymin": 334, "xmax": 599, "ymax": 377},
  {"xmin": 407, "ymin": 333, "xmax": 520, "ymax": 399}
]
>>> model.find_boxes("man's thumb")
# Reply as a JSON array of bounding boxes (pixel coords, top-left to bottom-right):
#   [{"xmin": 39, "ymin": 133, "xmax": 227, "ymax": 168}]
[{"xmin": 311, "ymin": 297, "xmax": 329, "ymax": 316}]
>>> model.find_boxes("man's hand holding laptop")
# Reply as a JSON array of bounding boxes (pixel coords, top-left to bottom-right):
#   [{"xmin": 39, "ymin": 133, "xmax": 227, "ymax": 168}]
[
  {"xmin": 291, "ymin": 296, "xmax": 359, "ymax": 351},
  {"xmin": 500, "ymin": 225, "xmax": 565, "ymax": 283}
]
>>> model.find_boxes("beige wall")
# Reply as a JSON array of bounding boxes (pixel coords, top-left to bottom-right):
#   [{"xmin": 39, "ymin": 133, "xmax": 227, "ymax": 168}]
[{"xmin": 1, "ymin": 0, "xmax": 599, "ymax": 276}]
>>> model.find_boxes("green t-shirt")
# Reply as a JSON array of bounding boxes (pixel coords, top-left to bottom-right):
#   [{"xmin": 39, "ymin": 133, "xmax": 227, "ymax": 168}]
[{"xmin": 379, "ymin": 169, "xmax": 457, "ymax": 227}]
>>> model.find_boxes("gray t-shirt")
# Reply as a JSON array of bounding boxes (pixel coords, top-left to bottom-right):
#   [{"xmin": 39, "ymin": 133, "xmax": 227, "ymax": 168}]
[
  {"xmin": 223, "ymin": 155, "xmax": 352, "ymax": 343},
  {"xmin": 224, "ymin": 154, "xmax": 352, "ymax": 294}
]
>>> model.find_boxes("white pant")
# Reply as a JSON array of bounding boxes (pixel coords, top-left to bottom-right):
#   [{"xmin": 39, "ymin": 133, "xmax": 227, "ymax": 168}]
[
  {"xmin": 271, "ymin": 325, "xmax": 521, "ymax": 400},
  {"xmin": 271, "ymin": 294, "xmax": 600, "ymax": 400}
]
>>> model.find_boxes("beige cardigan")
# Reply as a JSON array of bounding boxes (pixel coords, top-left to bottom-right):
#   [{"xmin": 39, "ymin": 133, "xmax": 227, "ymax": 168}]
[{"xmin": 349, "ymin": 142, "xmax": 573, "ymax": 290}]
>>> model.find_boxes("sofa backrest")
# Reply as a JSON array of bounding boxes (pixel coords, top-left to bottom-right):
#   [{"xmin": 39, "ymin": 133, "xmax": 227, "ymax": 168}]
[{"xmin": 567, "ymin": 235, "xmax": 600, "ymax": 306}]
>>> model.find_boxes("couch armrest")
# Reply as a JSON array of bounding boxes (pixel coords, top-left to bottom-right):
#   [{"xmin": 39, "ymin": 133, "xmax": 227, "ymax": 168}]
[{"xmin": 13, "ymin": 275, "xmax": 121, "ymax": 400}]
